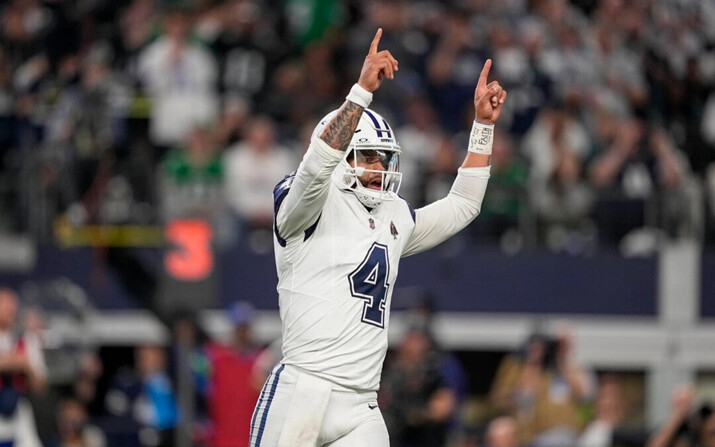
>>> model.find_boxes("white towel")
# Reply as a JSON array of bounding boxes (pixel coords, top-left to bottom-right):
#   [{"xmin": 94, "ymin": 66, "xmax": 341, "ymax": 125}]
[{"xmin": 278, "ymin": 371, "xmax": 332, "ymax": 447}]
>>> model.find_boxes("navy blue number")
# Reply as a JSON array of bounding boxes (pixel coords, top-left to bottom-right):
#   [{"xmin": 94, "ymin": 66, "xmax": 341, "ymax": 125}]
[{"xmin": 349, "ymin": 243, "xmax": 390, "ymax": 328}]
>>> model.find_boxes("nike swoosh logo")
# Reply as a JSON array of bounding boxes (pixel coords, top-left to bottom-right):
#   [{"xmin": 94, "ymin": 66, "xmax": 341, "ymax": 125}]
[{"xmin": 368, "ymin": 403, "xmax": 378, "ymax": 410}]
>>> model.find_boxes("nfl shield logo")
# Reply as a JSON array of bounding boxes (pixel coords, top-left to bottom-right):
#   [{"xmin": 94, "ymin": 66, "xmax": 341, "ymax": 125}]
[
  {"xmin": 390, "ymin": 221, "xmax": 398, "ymax": 239},
  {"xmin": 369, "ymin": 218, "xmax": 375, "ymax": 230}
]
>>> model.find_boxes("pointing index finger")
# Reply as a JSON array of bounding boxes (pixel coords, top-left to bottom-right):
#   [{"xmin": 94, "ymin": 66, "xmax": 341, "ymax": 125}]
[
  {"xmin": 478, "ymin": 58, "xmax": 492, "ymax": 88},
  {"xmin": 369, "ymin": 28, "xmax": 383, "ymax": 55}
]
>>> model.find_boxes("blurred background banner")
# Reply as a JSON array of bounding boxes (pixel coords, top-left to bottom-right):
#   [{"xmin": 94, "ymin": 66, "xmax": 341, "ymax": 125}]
[{"xmin": 0, "ymin": 242, "xmax": 658, "ymax": 314}]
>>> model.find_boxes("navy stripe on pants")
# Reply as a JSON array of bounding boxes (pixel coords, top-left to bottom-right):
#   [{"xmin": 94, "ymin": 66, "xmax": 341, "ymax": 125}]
[{"xmin": 250, "ymin": 364, "xmax": 285, "ymax": 447}]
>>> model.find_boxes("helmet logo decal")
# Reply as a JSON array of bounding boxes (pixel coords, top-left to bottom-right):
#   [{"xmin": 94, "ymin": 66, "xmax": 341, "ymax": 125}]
[
  {"xmin": 390, "ymin": 221, "xmax": 398, "ymax": 239},
  {"xmin": 369, "ymin": 218, "xmax": 375, "ymax": 230}
]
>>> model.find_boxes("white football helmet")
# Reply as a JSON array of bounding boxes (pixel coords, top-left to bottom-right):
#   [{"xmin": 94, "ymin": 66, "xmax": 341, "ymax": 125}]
[{"xmin": 312, "ymin": 108, "xmax": 402, "ymax": 208}]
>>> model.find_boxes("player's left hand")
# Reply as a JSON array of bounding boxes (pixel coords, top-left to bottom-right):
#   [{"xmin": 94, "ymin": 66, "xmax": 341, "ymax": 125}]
[{"xmin": 474, "ymin": 59, "xmax": 507, "ymax": 124}]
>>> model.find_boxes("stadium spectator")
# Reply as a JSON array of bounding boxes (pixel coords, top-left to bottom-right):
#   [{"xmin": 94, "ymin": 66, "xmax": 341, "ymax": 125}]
[
  {"xmin": 472, "ymin": 130, "xmax": 528, "ymax": 246},
  {"xmin": 578, "ymin": 375, "xmax": 631, "ymax": 447},
  {"xmin": 380, "ymin": 326, "xmax": 457, "ymax": 447},
  {"xmin": 590, "ymin": 21, "xmax": 648, "ymax": 115},
  {"xmin": 196, "ymin": 301, "xmax": 263, "ymax": 447},
  {"xmin": 136, "ymin": 7, "xmax": 219, "ymax": 151},
  {"xmin": 647, "ymin": 384, "xmax": 715, "ymax": 447},
  {"xmin": 159, "ymin": 125, "xmax": 224, "ymax": 223},
  {"xmin": 104, "ymin": 345, "xmax": 178, "ymax": 447},
  {"xmin": 589, "ymin": 121, "xmax": 685, "ymax": 193},
  {"xmin": 490, "ymin": 326, "xmax": 594, "ymax": 446},
  {"xmin": 71, "ymin": 352, "xmax": 104, "ymax": 417},
  {"xmin": 702, "ymin": 411, "xmax": 715, "ymax": 447},
  {"xmin": 484, "ymin": 416, "xmax": 522, "ymax": 447},
  {"xmin": 42, "ymin": 42, "xmax": 131, "ymax": 222},
  {"xmin": 301, "ymin": 43, "xmax": 343, "ymax": 121},
  {"xmin": 196, "ymin": 0, "xmax": 286, "ymax": 101},
  {"xmin": 223, "ymin": 116, "xmax": 295, "ymax": 232},
  {"xmin": 250, "ymin": 338, "xmax": 282, "ymax": 392},
  {"xmin": 426, "ymin": 8, "xmax": 486, "ymax": 133},
  {"xmin": 113, "ymin": 0, "xmax": 158, "ymax": 75},
  {"xmin": 402, "ymin": 292, "xmax": 468, "ymax": 411},
  {"xmin": 588, "ymin": 119, "xmax": 690, "ymax": 246},
  {"xmin": 0, "ymin": 287, "xmax": 46, "ymax": 447},
  {"xmin": 395, "ymin": 97, "xmax": 447, "ymax": 207},
  {"xmin": 213, "ymin": 96, "xmax": 251, "ymax": 149},
  {"xmin": 20, "ymin": 304, "xmax": 57, "ymax": 446},
  {"xmin": 52, "ymin": 398, "xmax": 106, "ymax": 447},
  {"xmin": 521, "ymin": 103, "xmax": 593, "ymax": 252},
  {"xmin": 0, "ymin": 0, "xmax": 53, "ymax": 68},
  {"xmin": 422, "ymin": 134, "xmax": 461, "ymax": 209},
  {"xmin": 257, "ymin": 60, "xmax": 311, "ymax": 138},
  {"xmin": 665, "ymin": 55, "xmax": 713, "ymax": 178}
]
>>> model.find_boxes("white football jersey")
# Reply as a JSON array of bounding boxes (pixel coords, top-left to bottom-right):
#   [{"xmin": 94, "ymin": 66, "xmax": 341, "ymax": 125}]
[
  {"xmin": 273, "ymin": 137, "xmax": 490, "ymax": 392},
  {"xmin": 275, "ymin": 176, "xmax": 415, "ymax": 391}
]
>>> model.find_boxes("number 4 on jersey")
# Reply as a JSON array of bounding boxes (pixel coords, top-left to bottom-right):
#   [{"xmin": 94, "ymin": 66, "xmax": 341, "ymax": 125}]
[{"xmin": 348, "ymin": 243, "xmax": 390, "ymax": 328}]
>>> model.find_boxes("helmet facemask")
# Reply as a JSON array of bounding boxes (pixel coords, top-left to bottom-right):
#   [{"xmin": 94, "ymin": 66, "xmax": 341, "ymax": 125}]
[{"xmin": 341, "ymin": 144, "xmax": 402, "ymax": 208}]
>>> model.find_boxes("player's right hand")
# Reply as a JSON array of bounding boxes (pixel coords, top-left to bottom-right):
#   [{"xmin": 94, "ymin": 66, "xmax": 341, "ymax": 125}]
[{"xmin": 358, "ymin": 28, "xmax": 399, "ymax": 93}]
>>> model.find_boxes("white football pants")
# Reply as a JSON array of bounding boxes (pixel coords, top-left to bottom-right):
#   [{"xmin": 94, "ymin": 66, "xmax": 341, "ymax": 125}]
[{"xmin": 249, "ymin": 364, "xmax": 390, "ymax": 447}]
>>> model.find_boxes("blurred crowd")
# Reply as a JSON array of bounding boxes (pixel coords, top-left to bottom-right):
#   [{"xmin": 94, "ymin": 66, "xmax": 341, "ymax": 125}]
[
  {"xmin": 0, "ymin": 0, "xmax": 713, "ymax": 255},
  {"xmin": 2, "ymin": 286, "xmax": 714, "ymax": 447}
]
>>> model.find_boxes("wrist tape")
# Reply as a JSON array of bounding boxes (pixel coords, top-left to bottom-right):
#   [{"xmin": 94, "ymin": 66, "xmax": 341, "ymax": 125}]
[
  {"xmin": 468, "ymin": 120, "xmax": 494, "ymax": 155},
  {"xmin": 345, "ymin": 83, "xmax": 373, "ymax": 109}
]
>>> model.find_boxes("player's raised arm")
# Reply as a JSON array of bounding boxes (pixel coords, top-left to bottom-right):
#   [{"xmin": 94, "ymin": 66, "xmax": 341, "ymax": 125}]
[
  {"xmin": 320, "ymin": 28, "xmax": 399, "ymax": 151},
  {"xmin": 462, "ymin": 58, "xmax": 507, "ymax": 168},
  {"xmin": 274, "ymin": 29, "xmax": 399, "ymax": 244},
  {"xmin": 403, "ymin": 58, "xmax": 507, "ymax": 257}
]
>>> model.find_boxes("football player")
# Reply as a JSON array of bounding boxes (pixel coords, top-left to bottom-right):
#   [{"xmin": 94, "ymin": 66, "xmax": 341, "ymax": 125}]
[{"xmin": 249, "ymin": 28, "xmax": 507, "ymax": 447}]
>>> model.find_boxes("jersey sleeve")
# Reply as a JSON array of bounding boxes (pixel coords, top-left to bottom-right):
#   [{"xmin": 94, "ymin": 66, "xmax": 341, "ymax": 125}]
[
  {"xmin": 402, "ymin": 166, "xmax": 490, "ymax": 257},
  {"xmin": 274, "ymin": 137, "xmax": 344, "ymax": 244}
]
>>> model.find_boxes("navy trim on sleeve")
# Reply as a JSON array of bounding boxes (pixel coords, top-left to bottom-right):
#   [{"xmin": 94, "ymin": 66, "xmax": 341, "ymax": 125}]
[
  {"xmin": 398, "ymin": 195, "xmax": 416, "ymax": 223},
  {"xmin": 273, "ymin": 171, "xmax": 322, "ymax": 247},
  {"xmin": 407, "ymin": 202, "xmax": 416, "ymax": 223},
  {"xmin": 273, "ymin": 172, "xmax": 295, "ymax": 247},
  {"xmin": 303, "ymin": 214, "xmax": 322, "ymax": 242}
]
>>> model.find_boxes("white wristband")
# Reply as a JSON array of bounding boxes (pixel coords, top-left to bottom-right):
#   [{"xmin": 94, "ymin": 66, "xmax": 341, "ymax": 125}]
[
  {"xmin": 345, "ymin": 83, "xmax": 373, "ymax": 109},
  {"xmin": 468, "ymin": 120, "xmax": 494, "ymax": 155}
]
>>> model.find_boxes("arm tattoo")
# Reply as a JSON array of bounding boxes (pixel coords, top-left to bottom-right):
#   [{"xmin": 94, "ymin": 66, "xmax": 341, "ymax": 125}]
[{"xmin": 320, "ymin": 100, "xmax": 363, "ymax": 151}]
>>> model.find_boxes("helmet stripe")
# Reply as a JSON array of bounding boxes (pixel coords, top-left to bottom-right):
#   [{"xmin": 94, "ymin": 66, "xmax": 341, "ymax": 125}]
[
  {"xmin": 381, "ymin": 119, "xmax": 393, "ymax": 139},
  {"xmin": 363, "ymin": 109, "xmax": 388, "ymax": 138}
]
